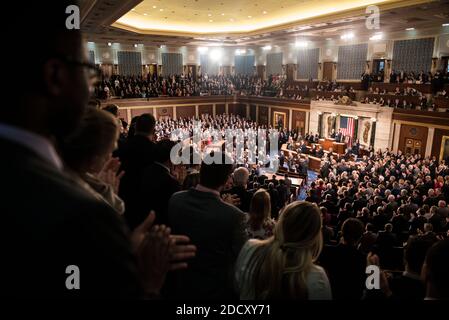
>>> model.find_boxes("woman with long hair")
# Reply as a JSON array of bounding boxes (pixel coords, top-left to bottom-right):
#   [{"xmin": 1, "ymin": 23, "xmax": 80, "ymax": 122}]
[
  {"xmin": 246, "ymin": 189, "xmax": 276, "ymax": 240},
  {"xmin": 235, "ymin": 201, "xmax": 331, "ymax": 299}
]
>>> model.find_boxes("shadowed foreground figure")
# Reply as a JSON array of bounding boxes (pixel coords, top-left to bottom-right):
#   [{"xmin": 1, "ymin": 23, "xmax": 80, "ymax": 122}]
[{"xmin": 0, "ymin": 2, "xmax": 195, "ymax": 298}]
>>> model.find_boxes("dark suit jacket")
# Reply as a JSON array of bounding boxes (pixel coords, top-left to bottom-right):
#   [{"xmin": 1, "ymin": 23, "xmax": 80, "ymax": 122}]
[
  {"xmin": 318, "ymin": 243, "xmax": 366, "ymax": 300},
  {"xmin": 118, "ymin": 134, "xmax": 156, "ymax": 229},
  {"xmin": 228, "ymin": 186, "xmax": 253, "ymax": 213},
  {"xmin": 167, "ymin": 189, "xmax": 247, "ymax": 299},
  {"xmin": 0, "ymin": 138, "xmax": 141, "ymax": 298},
  {"xmin": 140, "ymin": 162, "xmax": 181, "ymax": 226}
]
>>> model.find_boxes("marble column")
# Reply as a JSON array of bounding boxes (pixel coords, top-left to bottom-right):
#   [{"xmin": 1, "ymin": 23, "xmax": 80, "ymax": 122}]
[{"xmin": 425, "ymin": 127, "xmax": 435, "ymax": 157}]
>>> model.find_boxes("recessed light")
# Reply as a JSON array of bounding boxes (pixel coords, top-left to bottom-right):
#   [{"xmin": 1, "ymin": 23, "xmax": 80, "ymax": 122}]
[
  {"xmin": 248, "ymin": 16, "xmax": 252, "ymax": 18},
  {"xmin": 107, "ymin": 42, "xmax": 112, "ymax": 46},
  {"xmin": 262, "ymin": 45, "xmax": 272, "ymax": 50},
  {"xmin": 153, "ymin": 5, "xmax": 157, "ymax": 9},
  {"xmin": 263, "ymin": 11, "xmax": 267, "ymax": 14},
  {"xmin": 134, "ymin": 44, "xmax": 138, "ymax": 48},
  {"xmin": 160, "ymin": 8, "xmax": 164, "ymax": 12},
  {"xmin": 131, "ymin": 9, "xmax": 135, "ymax": 11},
  {"xmin": 230, "ymin": 18, "xmax": 234, "ymax": 22},
  {"xmin": 208, "ymin": 14, "xmax": 212, "ymax": 17},
  {"xmin": 442, "ymin": 23, "xmax": 449, "ymax": 27},
  {"xmin": 406, "ymin": 27, "xmax": 415, "ymax": 31},
  {"xmin": 209, "ymin": 19, "xmax": 213, "ymax": 22},
  {"xmin": 221, "ymin": 13, "xmax": 225, "ymax": 16},
  {"xmin": 295, "ymin": 40, "xmax": 309, "ymax": 47},
  {"xmin": 340, "ymin": 32, "xmax": 354, "ymax": 40},
  {"xmin": 143, "ymin": 13, "xmax": 147, "ymax": 16}
]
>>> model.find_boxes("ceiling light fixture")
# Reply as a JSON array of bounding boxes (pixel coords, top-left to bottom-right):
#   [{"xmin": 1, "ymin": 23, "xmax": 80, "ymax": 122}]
[
  {"xmin": 262, "ymin": 45, "xmax": 272, "ymax": 51},
  {"xmin": 263, "ymin": 11, "xmax": 267, "ymax": 14},
  {"xmin": 143, "ymin": 13, "xmax": 148, "ymax": 16},
  {"xmin": 442, "ymin": 23, "xmax": 449, "ymax": 27},
  {"xmin": 134, "ymin": 44, "xmax": 138, "ymax": 48},
  {"xmin": 153, "ymin": 5, "xmax": 156, "ymax": 9},
  {"xmin": 197, "ymin": 47, "xmax": 209, "ymax": 53},
  {"xmin": 160, "ymin": 8, "xmax": 163, "ymax": 12},
  {"xmin": 405, "ymin": 27, "xmax": 415, "ymax": 31},
  {"xmin": 210, "ymin": 48, "xmax": 222, "ymax": 61},
  {"xmin": 248, "ymin": 16, "xmax": 252, "ymax": 18},
  {"xmin": 209, "ymin": 19, "xmax": 213, "ymax": 22},
  {"xmin": 295, "ymin": 40, "xmax": 308, "ymax": 48},
  {"xmin": 340, "ymin": 32, "xmax": 354, "ymax": 40},
  {"xmin": 107, "ymin": 42, "xmax": 112, "ymax": 46}
]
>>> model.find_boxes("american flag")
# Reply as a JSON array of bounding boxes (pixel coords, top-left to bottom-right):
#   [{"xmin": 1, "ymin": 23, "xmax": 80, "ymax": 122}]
[{"xmin": 340, "ymin": 116, "xmax": 355, "ymax": 146}]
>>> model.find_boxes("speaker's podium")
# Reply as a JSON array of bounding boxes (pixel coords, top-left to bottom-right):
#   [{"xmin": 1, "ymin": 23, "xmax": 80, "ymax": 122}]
[{"xmin": 319, "ymin": 138, "xmax": 346, "ymax": 155}]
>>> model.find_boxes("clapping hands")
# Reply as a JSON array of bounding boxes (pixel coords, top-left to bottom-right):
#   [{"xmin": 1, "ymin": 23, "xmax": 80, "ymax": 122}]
[{"xmin": 97, "ymin": 157, "xmax": 125, "ymax": 194}]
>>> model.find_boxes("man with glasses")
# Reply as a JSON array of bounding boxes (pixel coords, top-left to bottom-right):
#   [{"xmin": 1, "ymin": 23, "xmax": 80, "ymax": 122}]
[{"xmin": 0, "ymin": 1, "xmax": 195, "ymax": 298}]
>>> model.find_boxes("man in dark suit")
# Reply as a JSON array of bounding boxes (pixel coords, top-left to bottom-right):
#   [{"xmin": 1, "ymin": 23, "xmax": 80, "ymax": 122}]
[
  {"xmin": 167, "ymin": 152, "xmax": 247, "ymax": 299},
  {"xmin": 319, "ymin": 219, "xmax": 366, "ymax": 299},
  {"xmin": 300, "ymin": 141, "xmax": 308, "ymax": 154},
  {"xmin": 140, "ymin": 140, "xmax": 181, "ymax": 226},
  {"xmin": 1, "ymin": 2, "xmax": 195, "ymax": 298},
  {"xmin": 227, "ymin": 167, "xmax": 253, "ymax": 213},
  {"xmin": 388, "ymin": 236, "xmax": 435, "ymax": 299},
  {"xmin": 118, "ymin": 113, "xmax": 157, "ymax": 229},
  {"xmin": 335, "ymin": 130, "xmax": 343, "ymax": 143}
]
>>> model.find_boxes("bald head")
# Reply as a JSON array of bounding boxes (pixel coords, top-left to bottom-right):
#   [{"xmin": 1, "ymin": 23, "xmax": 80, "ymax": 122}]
[{"xmin": 233, "ymin": 167, "xmax": 249, "ymax": 188}]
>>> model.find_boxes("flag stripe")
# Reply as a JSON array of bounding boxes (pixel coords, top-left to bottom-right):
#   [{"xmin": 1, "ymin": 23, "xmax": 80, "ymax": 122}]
[{"xmin": 340, "ymin": 116, "xmax": 355, "ymax": 146}]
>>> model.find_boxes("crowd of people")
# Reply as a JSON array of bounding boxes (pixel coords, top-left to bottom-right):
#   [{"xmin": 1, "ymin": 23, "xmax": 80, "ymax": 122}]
[
  {"xmin": 95, "ymin": 72, "xmax": 448, "ymax": 111},
  {"xmin": 95, "ymin": 74, "xmax": 286, "ymax": 99},
  {"xmin": 100, "ymin": 106, "xmax": 449, "ymax": 300},
  {"xmin": 361, "ymin": 96, "xmax": 436, "ymax": 110},
  {"xmin": 3, "ymin": 2, "xmax": 449, "ymax": 300}
]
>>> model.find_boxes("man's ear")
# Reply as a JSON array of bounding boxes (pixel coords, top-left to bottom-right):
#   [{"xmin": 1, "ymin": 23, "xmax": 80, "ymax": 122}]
[{"xmin": 42, "ymin": 58, "xmax": 69, "ymax": 96}]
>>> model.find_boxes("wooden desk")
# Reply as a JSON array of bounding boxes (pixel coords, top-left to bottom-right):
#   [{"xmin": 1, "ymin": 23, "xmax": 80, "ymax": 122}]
[
  {"xmin": 273, "ymin": 174, "xmax": 303, "ymax": 187},
  {"xmin": 333, "ymin": 142, "xmax": 346, "ymax": 155},
  {"xmin": 319, "ymin": 138, "xmax": 335, "ymax": 151}
]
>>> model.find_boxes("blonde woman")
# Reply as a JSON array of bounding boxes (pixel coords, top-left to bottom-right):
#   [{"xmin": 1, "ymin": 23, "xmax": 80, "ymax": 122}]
[
  {"xmin": 235, "ymin": 201, "xmax": 331, "ymax": 300},
  {"xmin": 60, "ymin": 108, "xmax": 125, "ymax": 215},
  {"xmin": 246, "ymin": 189, "xmax": 276, "ymax": 240}
]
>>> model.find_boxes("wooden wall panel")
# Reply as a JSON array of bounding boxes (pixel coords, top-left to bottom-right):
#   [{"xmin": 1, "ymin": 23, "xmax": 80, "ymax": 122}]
[
  {"xmin": 156, "ymin": 107, "xmax": 173, "ymax": 119},
  {"xmin": 398, "ymin": 124, "xmax": 428, "ymax": 154},
  {"xmin": 216, "ymin": 104, "xmax": 225, "ymax": 115},
  {"xmin": 432, "ymin": 128, "xmax": 449, "ymax": 160},
  {"xmin": 176, "ymin": 105, "xmax": 195, "ymax": 119},
  {"xmin": 130, "ymin": 108, "xmax": 153, "ymax": 118},
  {"xmin": 199, "ymin": 104, "xmax": 213, "ymax": 116},
  {"xmin": 292, "ymin": 110, "xmax": 307, "ymax": 135},
  {"xmin": 258, "ymin": 106, "xmax": 269, "ymax": 126},
  {"xmin": 250, "ymin": 104, "xmax": 257, "ymax": 121}
]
